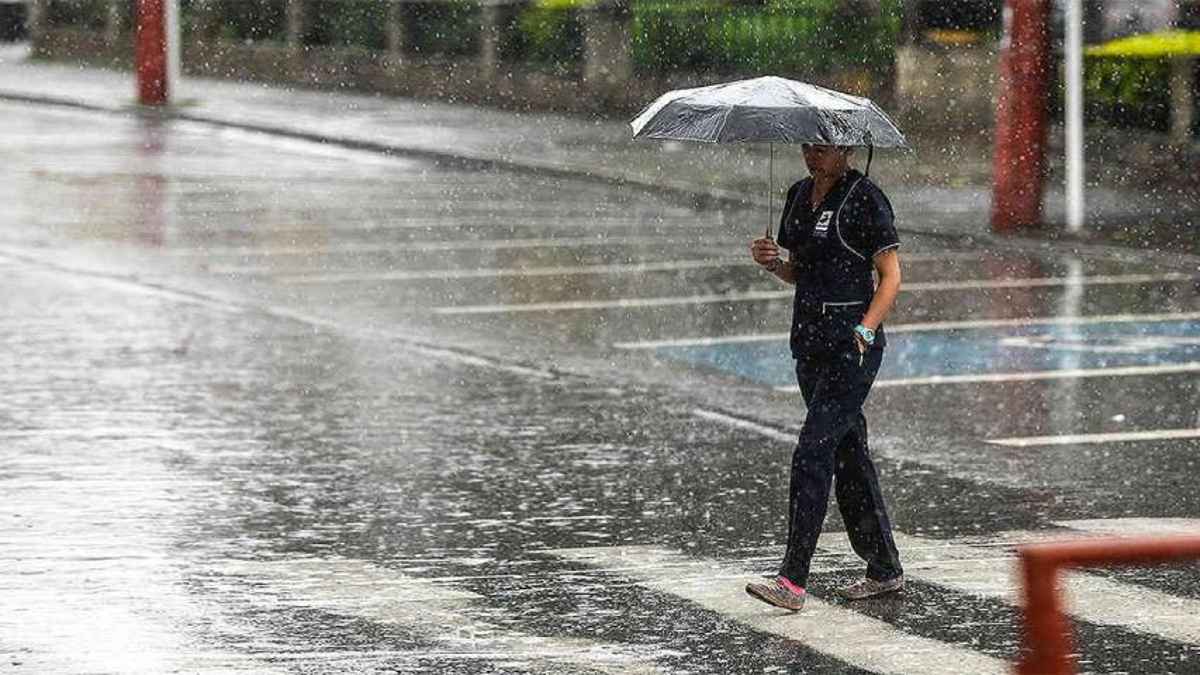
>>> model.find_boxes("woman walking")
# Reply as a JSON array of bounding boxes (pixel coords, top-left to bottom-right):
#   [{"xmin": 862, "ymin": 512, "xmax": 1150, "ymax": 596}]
[{"xmin": 744, "ymin": 143, "xmax": 904, "ymax": 612}]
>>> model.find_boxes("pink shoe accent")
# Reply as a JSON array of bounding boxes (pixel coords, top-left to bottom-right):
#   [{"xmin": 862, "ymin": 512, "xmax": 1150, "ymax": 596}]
[{"xmin": 777, "ymin": 576, "xmax": 806, "ymax": 596}]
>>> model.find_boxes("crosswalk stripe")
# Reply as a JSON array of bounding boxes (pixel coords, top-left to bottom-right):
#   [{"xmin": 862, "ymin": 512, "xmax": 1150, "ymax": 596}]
[
  {"xmin": 817, "ymin": 525, "xmax": 1200, "ymax": 644},
  {"xmin": 551, "ymin": 545, "xmax": 1009, "ymax": 675},
  {"xmin": 221, "ymin": 556, "xmax": 670, "ymax": 674}
]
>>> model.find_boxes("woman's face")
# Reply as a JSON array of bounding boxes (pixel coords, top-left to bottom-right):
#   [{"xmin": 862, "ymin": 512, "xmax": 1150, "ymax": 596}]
[{"xmin": 802, "ymin": 144, "xmax": 851, "ymax": 178}]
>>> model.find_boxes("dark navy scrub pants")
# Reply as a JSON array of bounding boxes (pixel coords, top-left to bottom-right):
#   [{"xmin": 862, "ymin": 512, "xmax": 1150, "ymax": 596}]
[{"xmin": 778, "ymin": 335, "xmax": 903, "ymax": 587}]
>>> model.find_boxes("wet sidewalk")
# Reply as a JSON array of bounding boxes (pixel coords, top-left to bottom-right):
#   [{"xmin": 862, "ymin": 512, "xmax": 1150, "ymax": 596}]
[{"xmin": 0, "ymin": 43, "xmax": 1195, "ymax": 258}]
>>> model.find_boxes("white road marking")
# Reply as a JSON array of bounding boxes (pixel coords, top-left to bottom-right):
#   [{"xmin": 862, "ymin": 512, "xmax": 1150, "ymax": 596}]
[
  {"xmin": 1, "ymin": 252, "xmax": 248, "ymax": 315},
  {"xmin": 551, "ymin": 545, "xmax": 1009, "ymax": 674},
  {"xmin": 692, "ymin": 408, "xmax": 796, "ymax": 443},
  {"xmin": 986, "ymin": 428, "xmax": 1200, "ymax": 447},
  {"xmin": 0, "ymin": 427, "xmax": 246, "ymax": 439},
  {"xmin": 856, "ymin": 363, "xmax": 1200, "ymax": 388},
  {"xmin": 998, "ymin": 334, "xmax": 1200, "ymax": 353},
  {"xmin": 617, "ymin": 332, "xmax": 784, "ymax": 350},
  {"xmin": 222, "ymin": 556, "xmax": 671, "ymax": 674},
  {"xmin": 814, "ymin": 521, "xmax": 1200, "ymax": 645},
  {"xmin": 260, "ymin": 305, "xmax": 558, "ymax": 379},
  {"xmin": 388, "ymin": 514, "xmax": 612, "ymax": 530},
  {"xmin": 0, "ymin": 246, "xmax": 556, "ymax": 381},
  {"xmin": 691, "ymin": 407, "xmax": 1022, "ymax": 491},
  {"xmin": 210, "ymin": 252, "xmax": 969, "ymax": 278},
  {"xmin": 613, "ymin": 311, "xmax": 1200, "ymax": 350},
  {"xmin": 434, "ymin": 272, "xmax": 1195, "ymax": 315},
  {"xmin": 167, "ymin": 235, "xmax": 745, "ymax": 257},
  {"xmin": 276, "ymin": 258, "xmax": 747, "ymax": 283},
  {"xmin": 902, "ymin": 272, "xmax": 1193, "ymax": 291},
  {"xmin": 1056, "ymin": 518, "xmax": 1200, "ymax": 537},
  {"xmin": 436, "ymin": 289, "xmax": 788, "ymax": 315}
]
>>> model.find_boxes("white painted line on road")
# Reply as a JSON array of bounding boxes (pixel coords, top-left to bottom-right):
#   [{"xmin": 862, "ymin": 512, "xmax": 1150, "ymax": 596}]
[
  {"xmin": 853, "ymin": 363, "xmax": 1200, "ymax": 389},
  {"xmin": 617, "ymin": 332, "xmax": 786, "ymax": 350},
  {"xmin": 551, "ymin": 545, "xmax": 1009, "ymax": 674},
  {"xmin": 692, "ymin": 408, "xmax": 796, "ymax": 443},
  {"xmin": 0, "ymin": 246, "xmax": 557, "ymax": 381},
  {"xmin": 0, "ymin": 427, "xmax": 247, "ymax": 439},
  {"xmin": 276, "ymin": 258, "xmax": 748, "ymax": 283},
  {"xmin": 437, "ymin": 289, "xmax": 789, "ymax": 315},
  {"xmin": 691, "ymin": 408, "xmax": 1023, "ymax": 491},
  {"xmin": 234, "ymin": 255, "xmax": 965, "ymax": 282},
  {"xmin": 1056, "ymin": 518, "xmax": 1200, "ymax": 537},
  {"xmin": 0, "ymin": 252, "xmax": 249, "ymax": 315},
  {"xmin": 986, "ymin": 428, "xmax": 1200, "ymax": 447},
  {"xmin": 259, "ymin": 305, "xmax": 558, "ymax": 380},
  {"xmin": 166, "ymin": 235, "xmax": 745, "ymax": 257},
  {"xmin": 614, "ymin": 311, "xmax": 1200, "ymax": 350},
  {"xmin": 815, "ymin": 523, "xmax": 1200, "ymax": 645},
  {"xmin": 884, "ymin": 311, "xmax": 1200, "ymax": 334},
  {"xmin": 389, "ymin": 514, "xmax": 613, "ymax": 530},
  {"xmin": 223, "ymin": 556, "xmax": 671, "ymax": 674},
  {"xmin": 156, "ymin": 217, "xmax": 710, "ymax": 236},
  {"xmin": 902, "ymin": 272, "xmax": 1193, "ymax": 291},
  {"xmin": 434, "ymin": 272, "xmax": 1195, "ymax": 315},
  {"xmin": 207, "ymin": 251, "xmax": 970, "ymax": 277}
]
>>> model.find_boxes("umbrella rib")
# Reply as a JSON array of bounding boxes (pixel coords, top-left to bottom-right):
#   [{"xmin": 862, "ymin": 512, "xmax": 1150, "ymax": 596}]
[{"xmin": 714, "ymin": 104, "xmax": 736, "ymax": 143}]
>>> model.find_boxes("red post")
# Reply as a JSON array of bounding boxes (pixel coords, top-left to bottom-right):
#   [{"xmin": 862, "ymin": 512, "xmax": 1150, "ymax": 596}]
[
  {"xmin": 1017, "ymin": 535, "xmax": 1200, "ymax": 675},
  {"xmin": 991, "ymin": 0, "xmax": 1053, "ymax": 232},
  {"xmin": 1016, "ymin": 551, "xmax": 1073, "ymax": 675},
  {"xmin": 135, "ymin": 0, "xmax": 168, "ymax": 106}
]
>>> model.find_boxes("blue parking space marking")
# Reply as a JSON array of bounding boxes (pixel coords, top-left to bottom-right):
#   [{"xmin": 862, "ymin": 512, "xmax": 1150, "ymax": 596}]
[{"xmin": 655, "ymin": 319, "xmax": 1200, "ymax": 387}]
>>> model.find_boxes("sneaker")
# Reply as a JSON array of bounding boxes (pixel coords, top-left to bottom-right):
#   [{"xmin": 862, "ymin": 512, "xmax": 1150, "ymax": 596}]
[
  {"xmin": 745, "ymin": 576, "xmax": 806, "ymax": 611},
  {"xmin": 840, "ymin": 575, "xmax": 904, "ymax": 600}
]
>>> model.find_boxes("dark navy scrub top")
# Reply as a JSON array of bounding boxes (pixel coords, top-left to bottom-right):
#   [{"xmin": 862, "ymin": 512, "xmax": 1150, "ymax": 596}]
[{"xmin": 776, "ymin": 169, "xmax": 900, "ymax": 359}]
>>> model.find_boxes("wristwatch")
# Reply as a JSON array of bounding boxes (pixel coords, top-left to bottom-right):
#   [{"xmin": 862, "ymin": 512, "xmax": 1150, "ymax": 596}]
[
  {"xmin": 763, "ymin": 259, "xmax": 782, "ymax": 273},
  {"xmin": 853, "ymin": 324, "xmax": 876, "ymax": 346}
]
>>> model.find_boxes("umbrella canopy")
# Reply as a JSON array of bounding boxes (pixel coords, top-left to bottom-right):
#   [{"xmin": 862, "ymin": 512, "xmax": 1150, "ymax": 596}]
[
  {"xmin": 1084, "ymin": 30, "xmax": 1200, "ymax": 58},
  {"xmin": 630, "ymin": 75, "xmax": 908, "ymax": 148}
]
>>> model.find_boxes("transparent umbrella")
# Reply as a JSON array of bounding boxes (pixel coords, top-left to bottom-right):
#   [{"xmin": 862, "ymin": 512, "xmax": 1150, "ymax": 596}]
[{"xmin": 630, "ymin": 75, "xmax": 908, "ymax": 237}]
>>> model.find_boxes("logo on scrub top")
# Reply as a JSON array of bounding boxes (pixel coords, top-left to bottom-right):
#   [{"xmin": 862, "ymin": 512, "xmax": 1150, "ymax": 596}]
[{"xmin": 813, "ymin": 210, "xmax": 833, "ymax": 238}]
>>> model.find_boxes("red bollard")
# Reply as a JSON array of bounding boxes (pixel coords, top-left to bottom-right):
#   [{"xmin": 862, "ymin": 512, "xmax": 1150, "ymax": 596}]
[
  {"xmin": 1017, "ymin": 535, "xmax": 1200, "ymax": 674},
  {"xmin": 991, "ymin": 0, "xmax": 1053, "ymax": 232},
  {"xmin": 1016, "ymin": 547, "xmax": 1074, "ymax": 675},
  {"xmin": 135, "ymin": 0, "xmax": 168, "ymax": 106}
]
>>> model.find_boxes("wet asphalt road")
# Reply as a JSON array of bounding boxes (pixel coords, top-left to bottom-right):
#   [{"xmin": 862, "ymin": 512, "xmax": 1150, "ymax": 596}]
[{"xmin": 2, "ymin": 100, "xmax": 1200, "ymax": 674}]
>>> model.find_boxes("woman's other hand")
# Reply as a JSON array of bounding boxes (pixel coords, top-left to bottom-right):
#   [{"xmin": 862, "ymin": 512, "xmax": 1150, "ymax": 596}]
[{"xmin": 853, "ymin": 332, "xmax": 868, "ymax": 354}]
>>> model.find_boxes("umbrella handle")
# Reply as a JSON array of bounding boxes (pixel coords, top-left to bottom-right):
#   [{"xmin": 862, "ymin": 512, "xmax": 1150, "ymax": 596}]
[{"xmin": 765, "ymin": 143, "xmax": 774, "ymax": 239}]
